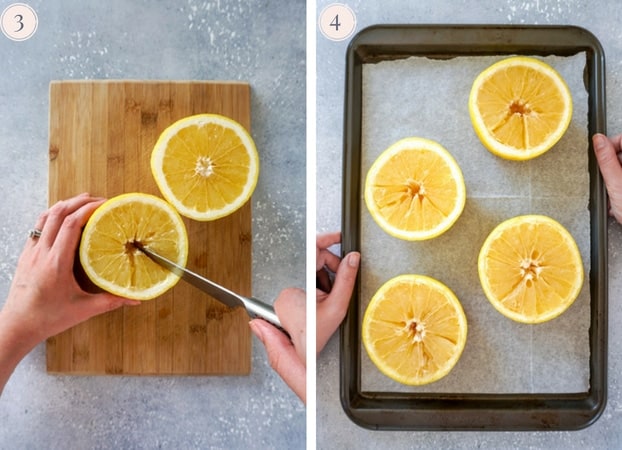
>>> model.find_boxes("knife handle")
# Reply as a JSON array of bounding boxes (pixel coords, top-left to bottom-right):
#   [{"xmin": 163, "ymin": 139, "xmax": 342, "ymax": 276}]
[{"xmin": 244, "ymin": 297, "xmax": 291, "ymax": 340}]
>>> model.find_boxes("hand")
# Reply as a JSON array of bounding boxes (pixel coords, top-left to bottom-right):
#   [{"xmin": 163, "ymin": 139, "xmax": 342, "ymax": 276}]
[
  {"xmin": 593, "ymin": 133, "xmax": 622, "ymax": 223},
  {"xmin": 316, "ymin": 232, "xmax": 359, "ymax": 355},
  {"xmin": 0, "ymin": 193, "xmax": 140, "ymax": 393},
  {"xmin": 249, "ymin": 288, "xmax": 306, "ymax": 403}
]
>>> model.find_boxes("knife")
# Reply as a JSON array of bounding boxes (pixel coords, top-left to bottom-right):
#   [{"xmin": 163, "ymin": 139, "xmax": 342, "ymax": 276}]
[{"xmin": 134, "ymin": 243, "xmax": 287, "ymax": 336}]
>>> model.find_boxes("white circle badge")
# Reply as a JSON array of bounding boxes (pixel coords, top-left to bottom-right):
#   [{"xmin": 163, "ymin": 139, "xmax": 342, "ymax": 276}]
[
  {"xmin": 1, "ymin": 3, "xmax": 38, "ymax": 42},
  {"xmin": 319, "ymin": 3, "xmax": 356, "ymax": 42}
]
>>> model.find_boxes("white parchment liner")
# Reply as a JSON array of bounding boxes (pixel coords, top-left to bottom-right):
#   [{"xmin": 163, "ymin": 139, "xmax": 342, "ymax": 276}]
[{"xmin": 360, "ymin": 54, "xmax": 590, "ymax": 393}]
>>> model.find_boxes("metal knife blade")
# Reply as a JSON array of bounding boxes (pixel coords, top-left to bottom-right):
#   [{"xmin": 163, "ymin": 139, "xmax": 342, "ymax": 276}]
[{"xmin": 134, "ymin": 243, "xmax": 285, "ymax": 333}]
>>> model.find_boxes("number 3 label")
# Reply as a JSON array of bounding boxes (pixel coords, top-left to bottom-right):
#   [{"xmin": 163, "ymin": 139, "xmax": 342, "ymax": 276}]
[
  {"xmin": 1, "ymin": 3, "xmax": 38, "ymax": 41},
  {"xmin": 319, "ymin": 4, "xmax": 356, "ymax": 42}
]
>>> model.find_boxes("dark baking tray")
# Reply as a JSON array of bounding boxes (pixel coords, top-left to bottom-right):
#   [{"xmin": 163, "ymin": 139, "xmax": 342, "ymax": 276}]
[{"xmin": 340, "ymin": 25, "xmax": 607, "ymax": 431}]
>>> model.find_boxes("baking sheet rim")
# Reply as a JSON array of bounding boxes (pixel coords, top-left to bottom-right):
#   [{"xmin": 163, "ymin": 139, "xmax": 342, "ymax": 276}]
[{"xmin": 339, "ymin": 24, "xmax": 608, "ymax": 431}]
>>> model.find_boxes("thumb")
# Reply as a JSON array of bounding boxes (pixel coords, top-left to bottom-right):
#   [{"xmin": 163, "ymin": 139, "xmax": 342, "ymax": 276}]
[
  {"xmin": 316, "ymin": 251, "xmax": 360, "ymax": 354},
  {"xmin": 593, "ymin": 134, "xmax": 622, "ymax": 221},
  {"xmin": 250, "ymin": 319, "xmax": 306, "ymax": 403},
  {"xmin": 77, "ymin": 293, "xmax": 141, "ymax": 321}
]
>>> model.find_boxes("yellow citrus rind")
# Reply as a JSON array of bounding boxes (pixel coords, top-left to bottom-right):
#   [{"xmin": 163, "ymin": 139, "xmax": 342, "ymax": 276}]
[
  {"xmin": 364, "ymin": 137, "xmax": 466, "ymax": 241},
  {"xmin": 362, "ymin": 274, "xmax": 468, "ymax": 386},
  {"xmin": 151, "ymin": 113, "xmax": 259, "ymax": 221},
  {"xmin": 79, "ymin": 192, "xmax": 189, "ymax": 300},
  {"xmin": 469, "ymin": 56, "xmax": 573, "ymax": 161},
  {"xmin": 478, "ymin": 215, "xmax": 584, "ymax": 323}
]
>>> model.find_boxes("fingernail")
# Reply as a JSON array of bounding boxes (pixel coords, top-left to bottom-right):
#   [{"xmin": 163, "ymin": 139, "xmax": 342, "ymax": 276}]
[
  {"xmin": 348, "ymin": 252, "xmax": 360, "ymax": 268},
  {"xmin": 593, "ymin": 134, "xmax": 606, "ymax": 151},
  {"xmin": 249, "ymin": 320, "xmax": 265, "ymax": 343},
  {"xmin": 124, "ymin": 299, "xmax": 142, "ymax": 306}
]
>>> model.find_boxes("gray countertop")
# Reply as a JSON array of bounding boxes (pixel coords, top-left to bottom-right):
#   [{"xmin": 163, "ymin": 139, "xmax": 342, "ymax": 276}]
[
  {"xmin": 0, "ymin": 1, "xmax": 305, "ymax": 448},
  {"xmin": 317, "ymin": 0, "xmax": 622, "ymax": 448}
]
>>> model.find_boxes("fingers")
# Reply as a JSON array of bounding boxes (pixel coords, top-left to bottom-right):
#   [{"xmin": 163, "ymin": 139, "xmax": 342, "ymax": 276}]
[
  {"xmin": 316, "ymin": 231, "xmax": 342, "ymax": 273},
  {"xmin": 274, "ymin": 288, "xmax": 306, "ymax": 364},
  {"xmin": 249, "ymin": 287, "xmax": 307, "ymax": 403},
  {"xmin": 593, "ymin": 134, "xmax": 622, "ymax": 221},
  {"xmin": 250, "ymin": 319, "xmax": 306, "ymax": 403},
  {"xmin": 593, "ymin": 134, "xmax": 622, "ymax": 179},
  {"xmin": 319, "ymin": 252, "xmax": 359, "ymax": 306},
  {"xmin": 316, "ymin": 251, "xmax": 359, "ymax": 354},
  {"xmin": 316, "ymin": 268, "xmax": 332, "ymax": 293},
  {"xmin": 33, "ymin": 209, "xmax": 48, "ymax": 232},
  {"xmin": 52, "ymin": 199, "xmax": 104, "ymax": 254},
  {"xmin": 37, "ymin": 193, "xmax": 94, "ymax": 247},
  {"xmin": 317, "ymin": 248, "xmax": 341, "ymax": 273},
  {"xmin": 316, "ymin": 231, "xmax": 341, "ymax": 249},
  {"xmin": 24, "ymin": 205, "xmax": 54, "ymax": 250},
  {"xmin": 607, "ymin": 133, "xmax": 622, "ymax": 154}
]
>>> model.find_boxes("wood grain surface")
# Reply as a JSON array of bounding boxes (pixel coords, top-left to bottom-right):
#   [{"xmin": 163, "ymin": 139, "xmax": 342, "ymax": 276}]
[{"xmin": 46, "ymin": 81, "xmax": 252, "ymax": 375}]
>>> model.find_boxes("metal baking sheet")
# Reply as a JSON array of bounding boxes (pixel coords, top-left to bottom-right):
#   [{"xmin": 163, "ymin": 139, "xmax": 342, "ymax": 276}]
[{"xmin": 340, "ymin": 25, "xmax": 607, "ymax": 431}]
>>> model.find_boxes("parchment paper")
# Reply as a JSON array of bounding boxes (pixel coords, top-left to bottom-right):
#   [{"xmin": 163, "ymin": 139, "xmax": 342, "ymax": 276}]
[{"xmin": 360, "ymin": 54, "xmax": 590, "ymax": 393}]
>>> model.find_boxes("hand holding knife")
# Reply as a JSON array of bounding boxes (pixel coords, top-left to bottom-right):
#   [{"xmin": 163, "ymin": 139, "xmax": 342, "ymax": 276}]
[{"xmin": 133, "ymin": 242, "xmax": 289, "ymax": 338}]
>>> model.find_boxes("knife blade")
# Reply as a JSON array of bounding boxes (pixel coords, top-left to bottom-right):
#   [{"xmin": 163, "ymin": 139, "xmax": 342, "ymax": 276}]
[{"xmin": 134, "ymin": 243, "xmax": 287, "ymax": 334}]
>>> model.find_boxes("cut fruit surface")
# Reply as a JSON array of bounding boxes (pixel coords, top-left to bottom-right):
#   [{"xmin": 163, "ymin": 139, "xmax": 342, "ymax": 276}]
[
  {"xmin": 362, "ymin": 274, "xmax": 468, "ymax": 386},
  {"xmin": 469, "ymin": 56, "xmax": 572, "ymax": 160},
  {"xmin": 478, "ymin": 215, "xmax": 584, "ymax": 323},
  {"xmin": 364, "ymin": 137, "xmax": 466, "ymax": 241},
  {"xmin": 151, "ymin": 113, "xmax": 259, "ymax": 221},
  {"xmin": 79, "ymin": 193, "xmax": 188, "ymax": 300}
]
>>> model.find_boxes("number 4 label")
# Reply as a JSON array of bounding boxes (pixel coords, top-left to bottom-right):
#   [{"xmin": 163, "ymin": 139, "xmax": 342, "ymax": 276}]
[
  {"xmin": 330, "ymin": 14, "xmax": 341, "ymax": 31},
  {"xmin": 319, "ymin": 4, "xmax": 356, "ymax": 42}
]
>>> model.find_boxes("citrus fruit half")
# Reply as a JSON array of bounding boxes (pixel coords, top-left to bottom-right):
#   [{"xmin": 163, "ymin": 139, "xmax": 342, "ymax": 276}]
[
  {"xmin": 469, "ymin": 56, "xmax": 573, "ymax": 160},
  {"xmin": 478, "ymin": 215, "xmax": 584, "ymax": 323},
  {"xmin": 151, "ymin": 113, "xmax": 260, "ymax": 221},
  {"xmin": 79, "ymin": 193, "xmax": 189, "ymax": 300},
  {"xmin": 362, "ymin": 274, "xmax": 468, "ymax": 386},
  {"xmin": 364, "ymin": 137, "xmax": 466, "ymax": 241}
]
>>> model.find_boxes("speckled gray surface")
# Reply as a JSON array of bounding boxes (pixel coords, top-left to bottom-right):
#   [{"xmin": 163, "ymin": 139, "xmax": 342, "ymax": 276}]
[
  {"xmin": 0, "ymin": 1, "xmax": 305, "ymax": 448},
  {"xmin": 317, "ymin": 0, "xmax": 622, "ymax": 448}
]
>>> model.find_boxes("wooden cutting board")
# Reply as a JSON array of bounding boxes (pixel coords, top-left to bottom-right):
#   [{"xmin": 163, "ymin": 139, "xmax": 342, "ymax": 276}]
[{"xmin": 46, "ymin": 81, "xmax": 252, "ymax": 375}]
